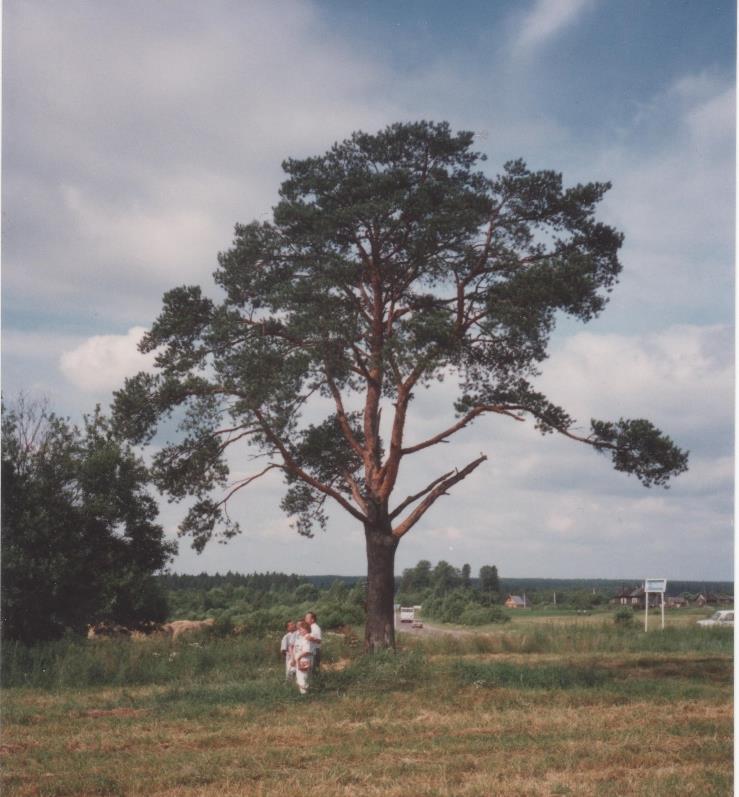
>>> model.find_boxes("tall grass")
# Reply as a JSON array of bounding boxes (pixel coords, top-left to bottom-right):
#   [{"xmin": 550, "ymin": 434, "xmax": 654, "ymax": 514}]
[
  {"xmin": 1, "ymin": 634, "xmax": 284, "ymax": 689},
  {"xmin": 400, "ymin": 623, "xmax": 733, "ymax": 656},
  {"xmin": 2, "ymin": 623, "xmax": 731, "ymax": 692}
]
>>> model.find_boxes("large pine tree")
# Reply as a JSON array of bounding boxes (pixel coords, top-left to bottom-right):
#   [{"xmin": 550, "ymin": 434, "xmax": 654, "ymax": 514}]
[{"xmin": 113, "ymin": 122, "xmax": 688, "ymax": 651}]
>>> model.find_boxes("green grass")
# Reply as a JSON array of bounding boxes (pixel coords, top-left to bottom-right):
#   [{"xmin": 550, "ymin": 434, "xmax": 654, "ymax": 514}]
[
  {"xmin": 1, "ymin": 634, "xmax": 296, "ymax": 690},
  {"xmin": 1, "ymin": 622, "xmax": 732, "ymax": 796},
  {"xmin": 401, "ymin": 622, "xmax": 733, "ymax": 656},
  {"xmin": 4, "ymin": 624, "xmax": 730, "ymax": 692}
]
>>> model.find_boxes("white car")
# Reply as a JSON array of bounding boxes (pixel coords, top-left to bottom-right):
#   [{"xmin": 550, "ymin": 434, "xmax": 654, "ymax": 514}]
[{"xmin": 697, "ymin": 610, "xmax": 734, "ymax": 627}]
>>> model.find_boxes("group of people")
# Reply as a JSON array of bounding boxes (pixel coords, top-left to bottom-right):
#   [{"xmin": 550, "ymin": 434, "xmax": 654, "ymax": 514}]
[{"xmin": 280, "ymin": 611, "xmax": 321, "ymax": 694}]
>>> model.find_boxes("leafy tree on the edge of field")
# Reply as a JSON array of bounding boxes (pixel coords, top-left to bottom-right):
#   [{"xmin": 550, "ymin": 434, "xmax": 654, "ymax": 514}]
[
  {"xmin": 1, "ymin": 396, "xmax": 176, "ymax": 642},
  {"xmin": 399, "ymin": 559, "xmax": 433, "ymax": 594},
  {"xmin": 431, "ymin": 560, "xmax": 462, "ymax": 594},
  {"xmin": 112, "ymin": 121, "xmax": 688, "ymax": 651},
  {"xmin": 479, "ymin": 565, "xmax": 500, "ymax": 604}
]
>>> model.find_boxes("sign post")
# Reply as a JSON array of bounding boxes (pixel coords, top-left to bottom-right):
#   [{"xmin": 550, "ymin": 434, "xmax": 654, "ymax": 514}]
[{"xmin": 644, "ymin": 579, "xmax": 667, "ymax": 631}]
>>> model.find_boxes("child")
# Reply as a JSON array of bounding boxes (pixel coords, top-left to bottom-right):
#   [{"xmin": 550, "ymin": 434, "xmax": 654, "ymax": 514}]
[{"xmin": 280, "ymin": 620, "xmax": 297, "ymax": 680}]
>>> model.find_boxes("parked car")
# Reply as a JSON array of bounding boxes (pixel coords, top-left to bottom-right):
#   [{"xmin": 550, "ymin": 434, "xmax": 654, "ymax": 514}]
[{"xmin": 697, "ymin": 610, "xmax": 734, "ymax": 627}]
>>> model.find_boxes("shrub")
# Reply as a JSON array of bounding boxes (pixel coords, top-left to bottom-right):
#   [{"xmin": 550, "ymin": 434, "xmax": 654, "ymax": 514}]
[
  {"xmin": 423, "ymin": 590, "xmax": 470, "ymax": 623},
  {"xmin": 212, "ymin": 614, "xmax": 235, "ymax": 637},
  {"xmin": 314, "ymin": 601, "xmax": 365, "ymax": 630},
  {"xmin": 294, "ymin": 583, "xmax": 318, "ymax": 602},
  {"xmin": 614, "ymin": 607, "xmax": 635, "ymax": 626},
  {"xmin": 423, "ymin": 591, "xmax": 510, "ymax": 625}
]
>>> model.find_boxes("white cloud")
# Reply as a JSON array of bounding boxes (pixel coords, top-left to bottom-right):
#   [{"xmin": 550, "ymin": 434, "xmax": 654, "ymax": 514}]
[
  {"xmin": 682, "ymin": 85, "xmax": 735, "ymax": 146},
  {"xmin": 59, "ymin": 326, "xmax": 157, "ymax": 392},
  {"xmin": 427, "ymin": 525, "xmax": 465, "ymax": 544},
  {"xmin": 3, "ymin": 330, "xmax": 82, "ymax": 360},
  {"xmin": 539, "ymin": 325, "xmax": 733, "ymax": 438},
  {"xmin": 514, "ymin": 0, "xmax": 594, "ymax": 52},
  {"xmin": 547, "ymin": 512, "xmax": 577, "ymax": 535},
  {"xmin": 589, "ymin": 74, "xmax": 735, "ymax": 328},
  {"xmin": 3, "ymin": 0, "xmax": 401, "ymax": 320},
  {"xmin": 60, "ymin": 184, "xmax": 225, "ymax": 286},
  {"xmin": 682, "ymin": 456, "xmax": 734, "ymax": 495},
  {"xmin": 2, "ymin": 331, "xmax": 88, "ymax": 408}
]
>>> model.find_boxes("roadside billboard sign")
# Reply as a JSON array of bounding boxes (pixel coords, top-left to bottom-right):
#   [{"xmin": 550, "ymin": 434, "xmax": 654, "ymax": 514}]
[{"xmin": 644, "ymin": 578, "xmax": 667, "ymax": 631}]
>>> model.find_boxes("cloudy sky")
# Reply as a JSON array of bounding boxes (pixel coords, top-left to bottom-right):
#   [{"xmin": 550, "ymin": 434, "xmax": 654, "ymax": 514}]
[{"xmin": 3, "ymin": 0, "xmax": 735, "ymax": 580}]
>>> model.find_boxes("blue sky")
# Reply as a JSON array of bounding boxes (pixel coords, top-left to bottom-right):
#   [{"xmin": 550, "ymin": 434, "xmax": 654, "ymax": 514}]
[{"xmin": 3, "ymin": 0, "xmax": 735, "ymax": 580}]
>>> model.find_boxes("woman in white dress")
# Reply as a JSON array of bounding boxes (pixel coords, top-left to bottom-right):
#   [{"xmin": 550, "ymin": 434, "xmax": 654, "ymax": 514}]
[
  {"xmin": 291, "ymin": 620, "xmax": 313, "ymax": 694},
  {"xmin": 280, "ymin": 620, "xmax": 297, "ymax": 681}
]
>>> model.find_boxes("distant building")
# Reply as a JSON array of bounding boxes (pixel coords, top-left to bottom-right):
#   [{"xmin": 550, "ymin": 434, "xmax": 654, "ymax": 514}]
[
  {"xmin": 505, "ymin": 595, "xmax": 526, "ymax": 609},
  {"xmin": 665, "ymin": 596, "xmax": 688, "ymax": 609},
  {"xmin": 717, "ymin": 595, "xmax": 734, "ymax": 606},
  {"xmin": 695, "ymin": 593, "xmax": 734, "ymax": 607},
  {"xmin": 611, "ymin": 587, "xmax": 634, "ymax": 606},
  {"xmin": 610, "ymin": 586, "xmax": 659, "ymax": 610}
]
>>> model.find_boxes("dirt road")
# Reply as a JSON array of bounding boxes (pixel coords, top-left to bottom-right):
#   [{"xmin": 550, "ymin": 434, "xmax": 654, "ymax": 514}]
[{"xmin": 394, "ymin": 615, "xmax": 474, "ymax": 638}]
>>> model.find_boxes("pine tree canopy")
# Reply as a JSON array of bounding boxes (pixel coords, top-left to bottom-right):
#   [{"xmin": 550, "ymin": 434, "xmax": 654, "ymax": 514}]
[{"xmin": 112, "ymin": 121, "xmax": 688, "ymax": 553}]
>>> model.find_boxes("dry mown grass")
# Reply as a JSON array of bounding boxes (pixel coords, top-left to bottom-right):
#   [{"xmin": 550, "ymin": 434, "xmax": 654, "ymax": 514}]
[{"xmin": 1, "ymin": 632, "xmax": 732, "ymax": 796}]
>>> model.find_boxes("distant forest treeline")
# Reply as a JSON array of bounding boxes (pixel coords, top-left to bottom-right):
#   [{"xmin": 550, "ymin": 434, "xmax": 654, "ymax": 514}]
[
  {"xmin": 498, "ymin": 578, "xmax": 734, "ymax": 596},
  {"xmin": 158, "ymin": 572, "xmax": 732, "ymax": 597},
  {"xmin": 153, "ymin": 565, "xmax": 733, "ymax": 635}
]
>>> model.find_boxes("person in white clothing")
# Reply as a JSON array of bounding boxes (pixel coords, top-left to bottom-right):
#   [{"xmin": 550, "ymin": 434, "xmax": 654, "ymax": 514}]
[
  {"xmin": 280, "ymin": 620, "xmax": 297, "ymax": 680},
  {"xmin": 305, "ymin": 611, "xmax": 322, "ymax": 672},
  {"xmin": 292, "ymin": 620, "xmax": 313, "ymax": 694}
]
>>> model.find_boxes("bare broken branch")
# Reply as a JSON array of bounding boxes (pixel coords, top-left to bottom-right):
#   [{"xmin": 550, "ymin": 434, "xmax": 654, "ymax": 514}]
[
  {"xmin": 388, "ymin": 469, "xmax": 455, "ymax": 521},
  {"xmin": 392, "ymin": 454, "xmax": 488, "ymax": 538}
]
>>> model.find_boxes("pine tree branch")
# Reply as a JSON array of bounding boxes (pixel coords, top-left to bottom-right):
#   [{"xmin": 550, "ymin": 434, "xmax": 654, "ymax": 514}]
[
  {"xmin": 392, "ymin": 454, "xmax": 488, "ymax": 538},
  {"xmin": 401, "ymin": 405, "xmax": 524, "ymax": 456},
  {"xmin": 253, "ymin": 409, "xmax": 368, "ymax": 522},
  {"xmin": 323, "ymin": 367, "xmax": 369, "ymax": 464},
  {"xmin": 341, "ymin": 469, "xmax": 369, "ymax": 514},
  {"xmin": 216, "ymin": 463, "xmax": 283, "ymax": 508},
  {"xmin": 388, "ymin": 469, "xmax": 455, "ymax": 521}
]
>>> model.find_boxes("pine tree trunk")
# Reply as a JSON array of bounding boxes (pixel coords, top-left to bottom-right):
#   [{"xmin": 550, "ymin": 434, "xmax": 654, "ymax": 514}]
[{"xmin": 364, "ymin": 522, "xmax": 398, "ymax": 652}]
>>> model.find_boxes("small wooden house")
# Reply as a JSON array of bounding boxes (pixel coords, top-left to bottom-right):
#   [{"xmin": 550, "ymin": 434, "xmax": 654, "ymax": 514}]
[
  {"xmin": 695, "ymin": 593, "xmax": 734, "ymax": 607},
  {"xmin": 610, "ymin": 586, "xmax": 659, "ymax": 610},
  {"xmin": 611, "ymin": 587, "xmax": 634, "ymax": 606},
  {"xmin": 665, "ymin": 596, "xmax": 688, "ymax": 609},
  {"xmin": 695, "ymin": 593, "xmax": 710, "ymax": 607},
  {"xmin": 505, "ymin": 595, "xmax": 526, "ymax": 609}
]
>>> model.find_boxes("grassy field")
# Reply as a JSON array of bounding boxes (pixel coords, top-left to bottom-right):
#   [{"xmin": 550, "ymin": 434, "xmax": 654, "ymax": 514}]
[
  {"xmin": 437, "ymin": 606, "xmax": 718, "ymax": 630},
  {"xmin": 1, "ymin": 614, "xmax": 732, "ymax": 797}
]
